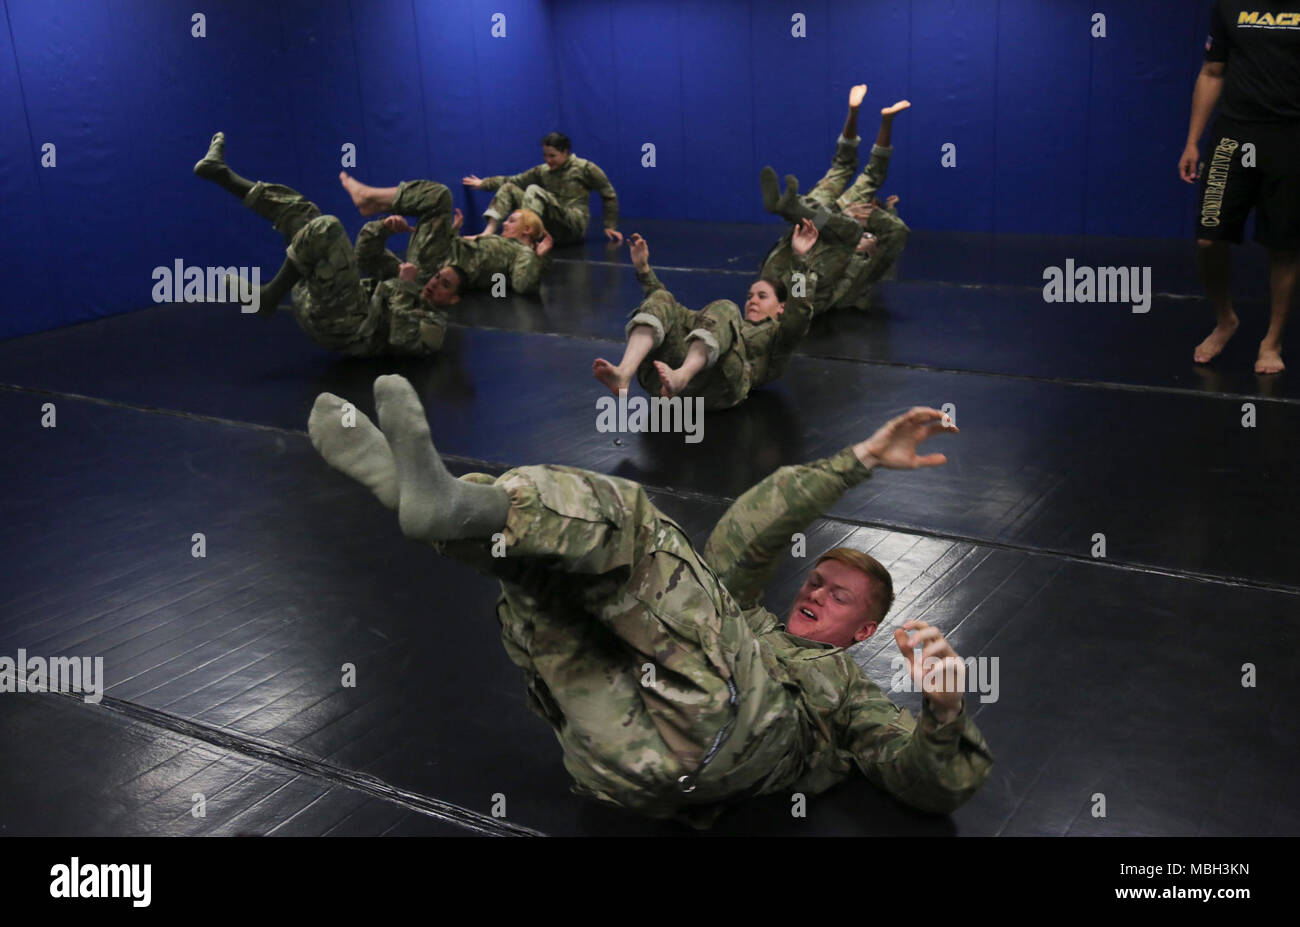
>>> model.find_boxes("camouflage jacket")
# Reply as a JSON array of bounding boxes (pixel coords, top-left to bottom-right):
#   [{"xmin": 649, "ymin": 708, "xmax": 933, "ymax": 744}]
[
  {"xmin": 698, "ymin": 446, "xmax": 995, "ymax": 818},
  {"xmin": 479, "ymin": 154, "xmax": 619, "ymax": 229},
  {"xmin": 761, "ymin": 206, "xmax": 909, "ymax": 314},
  {"xmin": 293, "ymin": 276, "xmax": 445, "ymax": 356},
  {"xmin": 449, "ymin": 235, "xmax": 549, "ymax": 296}
]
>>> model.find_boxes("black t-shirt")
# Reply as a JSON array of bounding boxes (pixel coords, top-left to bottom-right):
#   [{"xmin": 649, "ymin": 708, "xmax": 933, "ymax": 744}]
[{"xmin": 1205, "ymin": 1, "xmax": 1300, "ymax": 123}]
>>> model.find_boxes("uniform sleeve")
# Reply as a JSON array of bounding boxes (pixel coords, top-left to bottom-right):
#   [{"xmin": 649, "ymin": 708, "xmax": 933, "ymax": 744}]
[
  {"xmin": 354, "ymin": 220, "xmax": 402, "ymax": 280},
  {"xmin": 774, "ymin": 252, "xmax": 815, "ymax": 347},
  {"xmin": 583, "ymin": 160, "xmax": 620, "ymax": 229},
  {"xmin": 702, "ymin": 446, "xmax": 872, "ymax": 610},
  {"xmin": 479, "ymin": 164, "xmax": 545, "ymax": 192},
  {"xmin": 1205, "ymin": 1, "xmax": 1230, "ymax": 63},
  {"xmin": 835, "ymin": 665, "xmax": 994, "ymax": 814},
  {"xmin": 379, "ymin": 279, "xmax": 447, "ymax": 355},
  {"xmin": 635, "ymin": 264, "xmax": 668, "ymax": 297},
  {"xmin": 509, "ymin": 246, "xmax": 547, "ymax": 296},
  {"xmin": 861, "ymin": 208, "xmax": 911, "ymax": 285}
]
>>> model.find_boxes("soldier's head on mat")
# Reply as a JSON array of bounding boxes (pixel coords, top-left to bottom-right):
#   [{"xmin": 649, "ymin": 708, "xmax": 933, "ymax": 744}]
[
  {"xmin": 502, "ymin": 209, "xmax": 545, "ymax": 246},
  {"xmin": 744, "ymin": 277, "xmax": 788, "ymax": 323},
  {"xmin": 421, "ymin": 265, "xmax": 465, "ymax": 307},
  {"xmin": 541, "ymin": 131, "xmax": 571, "ymax": 168},
  {"xmin": 786, "ymin": 547, "xmax": 894, "ymax": 649}
]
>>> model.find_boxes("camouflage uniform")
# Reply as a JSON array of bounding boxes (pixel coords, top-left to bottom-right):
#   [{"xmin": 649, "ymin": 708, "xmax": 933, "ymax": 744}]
[
  {"xmin": 625, "ymin": 264, "xmax": 813, "ymax": 410},
  {"xmin": 761, "ymin": 202, "xmax": 909, "ymax": 315},
  {"xmin": 478, "ymin": 155, "xmax": 619, "ymax": 245},
  {"xmin": 762, "ymin": 132, "xmax": 911, "ymax": 314},
  {"xmin": 438, "ymin": 447, "xmax": 993, "ymax": 828},
  {"xmin": 447, "ymin": 235, "xmax": 549, "ymax": 297},
  {"xmin": 243, "ymin": 181, "xmax": 446, "ymax": 356},
  {"xmin": 803, "ymin": 134, "xmax": 894, "ymax": 214}
]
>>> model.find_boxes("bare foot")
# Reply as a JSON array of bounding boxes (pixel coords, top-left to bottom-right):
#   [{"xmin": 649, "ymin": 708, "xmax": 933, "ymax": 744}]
[
  {"xmin": 882, "ymin": 100, "xmax": 911, "ymax": 118},
  {"xmin": 653, "ymin": 361, "xmax": 690, "ymax": 397},
  {"xmin": 592, "ymin": 358, "xmax": 631, "ymax": 395},
  {"xmin": 1193, "ymin": 316, "xmax": 1239, "ymax": 363},
  {"xmin": 339, "ymin": 171, "xmax": 381, "ymax": 216},
  {"xmin": 848, "ymin": 84, "xmax": 867, "ymax": 108},
  {"xmin": 1256, "ymin": 343, "xmax": 1285, "ymax": 374}
]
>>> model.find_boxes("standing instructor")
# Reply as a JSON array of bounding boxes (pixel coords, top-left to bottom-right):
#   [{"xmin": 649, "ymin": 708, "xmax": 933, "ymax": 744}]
[{"xmin": 1180, "ymin": 2, "xmax": 1300, "ymax": 374}]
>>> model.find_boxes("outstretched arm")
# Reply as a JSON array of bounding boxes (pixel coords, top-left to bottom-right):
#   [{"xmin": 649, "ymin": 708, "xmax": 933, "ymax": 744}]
[
  {"xmin": 583, "ymin": 160, "xmax": 621, "ymax": 234},
  {"xmin": 628, "ymin": 233, "xmax": 668, "ymax": 296},
  {"xmin": 704, "ymin": 408, "xmax": 957, "ymax": 609}
]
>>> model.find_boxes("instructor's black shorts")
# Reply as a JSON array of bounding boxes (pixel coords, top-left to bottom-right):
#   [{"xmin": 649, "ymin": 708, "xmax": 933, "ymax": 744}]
[{"xmin": 1196, "ymin": 117, "xmax": 1300, "ymax": 249}]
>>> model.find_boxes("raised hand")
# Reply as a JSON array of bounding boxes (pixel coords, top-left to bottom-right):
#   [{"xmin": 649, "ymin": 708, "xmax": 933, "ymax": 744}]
[
  {"xmin": 791, "ymin": 217, "xmax": 819, "ymax": 256},
  {"xmin": 462, "ymin": 174, "xmax": 484, "ymax": 189},
  {"xmin": 535, "ymin": 232, "xmax": 554, "ymax": 258},
  {"xmin": 452, "ymin": 208, "xmax": 464, "ymax": 231},
  {"xmin": 627, "ymin": 233, "xmax": 649, "ymax": 270},
  {"xmin": 892, "ymin": 619, "xmax": 965, "ymax": 722},
  {"xmin": 604, "ymin": 228, "xmax": 624, "ymax": 245},
  {"xmin": 854, "ymin": 406, "xmax": 957, "ymax": 470},
  {"xmin": 383, "ymin": 215, "xmax": 414, "ymax": 235}
]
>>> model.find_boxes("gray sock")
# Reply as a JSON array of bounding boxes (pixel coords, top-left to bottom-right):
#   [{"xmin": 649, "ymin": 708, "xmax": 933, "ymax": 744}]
[
  {"xmin": 194, "ymin": 132, "xmax": 255, "ymax": 198},
  {"xmin": 372, "ymin": 375, "xmax": 510, "ymax": 543},
  {"xmin": 760, "ymin": 166, "xmax": 782, "ymax": 213},
  {"xmin": 308, "ymin": 393, "xmax": 398, "ymax": 510}
]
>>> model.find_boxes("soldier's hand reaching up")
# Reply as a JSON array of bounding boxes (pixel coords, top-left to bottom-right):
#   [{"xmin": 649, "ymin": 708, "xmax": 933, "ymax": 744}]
[
  {"xmin": 452, "ymin": 208, "xmax": 464, "ymax": 232},
  {"xmin": 604, "ymin": 228, "xmax": 625, "ymax": 245},
  {"xmin": 893, "ymin": 620, "xmax": 965, "ymax": 724},
  {"xmin": 535, "ymin": 232, "xmax": 554, "ymax": 258},
  {"xmin": 627, "ymin": 233, "xmax": 650, "ymax": 271},
  {"xmin": 791, "ymin": 218, "xmax": 819, "ymax": 256},
  {"xmin": 853, "ymin": 407, "xmax": 957, "ymax": 470}
]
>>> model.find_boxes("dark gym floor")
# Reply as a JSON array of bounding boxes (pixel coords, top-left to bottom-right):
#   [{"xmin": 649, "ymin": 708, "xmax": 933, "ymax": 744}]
[{"xmin": 1, "ymin": 225, "xmax": 1296, "ymax": 837}]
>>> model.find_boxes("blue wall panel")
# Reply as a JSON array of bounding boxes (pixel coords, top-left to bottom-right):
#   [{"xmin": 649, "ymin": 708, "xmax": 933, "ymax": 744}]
[
  {"xmin": 906, "ymin": 0, "xmax": 998, "ymax": 232},
  {"xmin": 0, "ymin": 0, "xmax": 1232, "ymax": 337}
]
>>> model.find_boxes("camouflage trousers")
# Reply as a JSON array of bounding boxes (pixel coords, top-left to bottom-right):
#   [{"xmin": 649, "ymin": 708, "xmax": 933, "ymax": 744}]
[
  {"xmin": 801, "ymin": 134, "xmax": 895, "ymax": 213},
  {"xmin": 438, "ymin": 466, "xmax": 799, "ymax": 823},
  {"xmin": 366, "ymin": 180, "xmax": 458, "ymax": 285},
  {"xmin": 242, "ymin": 181, "xmax": 440, "ymax": 354},
  {"xmin": 626, "ymin": 292, "xmax": 752, "ymax": 411},
  {"xmin": 485, "ymin": 182, "xmax": 588, "ymax": 245}
]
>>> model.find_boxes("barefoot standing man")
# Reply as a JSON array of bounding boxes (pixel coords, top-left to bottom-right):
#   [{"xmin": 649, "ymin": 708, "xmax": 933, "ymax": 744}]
[{"xmin": 1181, "ymin": 2, "xmax": 1300, "ymax": 374}]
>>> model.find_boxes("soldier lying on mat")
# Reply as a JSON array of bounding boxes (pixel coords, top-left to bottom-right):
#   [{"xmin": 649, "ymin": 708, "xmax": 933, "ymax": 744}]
[
  {"xmin": 307, "ymin": 376, "xmax": 994, "ymax": 828},
  {"xmin": 591, "ymin": 230, "xmax": 817, "ymax": 411}
]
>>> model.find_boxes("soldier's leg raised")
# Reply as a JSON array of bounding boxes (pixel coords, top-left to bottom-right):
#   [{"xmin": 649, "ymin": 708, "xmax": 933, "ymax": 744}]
[
  {"xmin": 391, "ymin": 180, "xmax": 457, "ymax": 272},
  {"xmin": 520, "ymin": 184, "xmax": 586, "ymax": 244},
  {"xmin": 278, "ymin": 215, "xmax": 372, "ymax": 345},
  {"xmin": 836, "ymin": 100, "xmax": 910, "ymax": 211},
  {"xmin": 592, "ymin": 290, "xmax": 691, "ymax": 395},
  {"xmin": 654, "ymin": 301, "xmax": 738, "ymax": 398},
  {"xmin": 308, "ymin": 375, "xmax": 792, "ymax": 813},
  {"xmin": 482, "ymin": 182, "xmax": 525, "ymax": 234}
]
